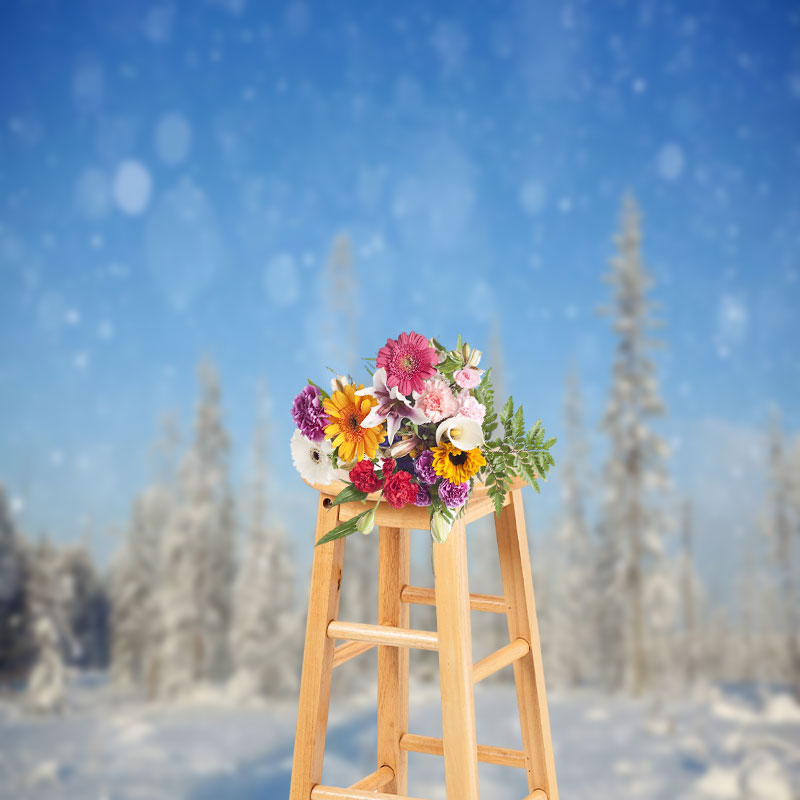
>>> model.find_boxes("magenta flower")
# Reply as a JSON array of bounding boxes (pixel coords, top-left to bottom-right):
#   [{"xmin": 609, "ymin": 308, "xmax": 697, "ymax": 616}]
[
  {"xmin": 438, "ymin": 479, "xmax": 470, "ymax": 508},
  {"xmin": 376, "ymin": 331, "xmax": 438, "ymax": 395},
  {"xmin": 356, "ymin": 368, "xmax": 428, "ymax": 444},
  {"xmin": 291, "ymin": 384, "xmax": 329, "ymax": 442}
]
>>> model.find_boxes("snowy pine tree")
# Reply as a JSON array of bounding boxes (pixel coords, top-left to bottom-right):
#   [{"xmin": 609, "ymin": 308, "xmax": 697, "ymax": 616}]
[
  {"xmin": 764, "ymin": 415, "xmax": 800, "ymax": 698},
  {"xmin": 111, "ymin": 486, "xmax": 171, "ymax": 693},
  {"xmin": 158, "ymin": 360, "xmax": 236, "ymax": 698},
  {"xmin": 0, "ymin": 484, "xmax": 29, "ymax": 680},
  {"xmin": 597, "ymin": 194, "xmax": 672, "ymax": 696},
  {"xmin": 25, "ymin": 539, "xmax": 70, "ymax": 712},
  {"xmin": 551, "ymin": 364, "xmax": 595, "ymax": 687},
  {"xmin": 231, "ymin": 394, "xmax": 299, "ymax": 699}
]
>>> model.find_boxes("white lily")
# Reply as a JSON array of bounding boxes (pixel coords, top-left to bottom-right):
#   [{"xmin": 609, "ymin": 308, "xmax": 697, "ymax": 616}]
[
  {"xmin": 435, "ymin": 415, "xmax": 485, "ymax": 451},
  {"xmin": 430, "ymin": 511, "xmax": 453, "ymax": 544}
]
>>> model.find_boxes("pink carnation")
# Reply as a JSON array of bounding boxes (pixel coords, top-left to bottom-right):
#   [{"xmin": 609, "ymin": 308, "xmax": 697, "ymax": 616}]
[
  {"xmin": 416, "ymin": 377, "xmax": 458, "ymax": 423},
  {"xmin": 454, "ymin": 368, "xmax": 482, "ymax": 389},
  {"xmin": 457, "ymin": 392, "xmax": 486, "ymax": 424}
]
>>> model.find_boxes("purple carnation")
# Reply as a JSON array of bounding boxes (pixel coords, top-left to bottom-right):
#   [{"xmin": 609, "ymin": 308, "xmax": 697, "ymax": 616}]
[
  {"xmin": 413, "ymin": 484, "xmax": 432, "ymax": 507},
  {"xmin": 438, "ymin": 479, "xmax": 470, "ymax": 509},
  {"xmin": 414, "ymin": 450, "xmax": 437, "ymax": 485},
  {"xmin": 291, "ymin": 385, "xmax": 329, "ymax": 442}
]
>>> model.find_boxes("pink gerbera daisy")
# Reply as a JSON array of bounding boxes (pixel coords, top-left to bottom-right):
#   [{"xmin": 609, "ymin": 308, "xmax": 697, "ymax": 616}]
[{"xmin": 376, "ymin": 331, "xmax": 438, "ymax": 395}]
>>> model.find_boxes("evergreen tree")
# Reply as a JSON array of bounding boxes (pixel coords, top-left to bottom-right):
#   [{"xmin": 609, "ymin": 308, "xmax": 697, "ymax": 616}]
[
  {"xmin": 597, "ymin": 194, "xmax": 672, "ymax": 695},
  {"xmin": 231, "ymin": 394, "xmax": 299, "ymax": 699},
  {"xmin": 552, "ymin": 364, "xmax": 594, "ymax": 686},
  {"xmin": 158, "ymin": 360, "xmax": 236, "ymax": 697},
  {"xmin": 764, "ymin": 415, "xmax": 800, "ymax": 698},
  {"xmin": 111, "ymin": 486, "xmax": 171, "ymax": 693},
  {"xmin": 0, "ymin": 484, "xmax": 29, "ymax": 679}
]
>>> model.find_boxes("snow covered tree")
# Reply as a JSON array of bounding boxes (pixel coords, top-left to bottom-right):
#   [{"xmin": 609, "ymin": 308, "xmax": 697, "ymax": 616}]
[
  {"xmin": 25, "ymin": 539, "xmax": 70, "ymax": 713},
  {"xmin": 158, "ymin": 360, "xmax": 236, "ymax": 698},
  {"xmin": 764, "ymin": 415, "xmax": 800, "ymax": 698},
  {"xmin": 111, "ymin": 486, "xmax": 171, "ymax": 693},
  {"xmin": 597, "ymin": 194, "xmax": 672, "ymax": 696},
  {"xmin": 550, "ymin": 364, "xmax": 595, "ymax": 687},
  {"xmin": 0, "ymin": 484, "xmax": 29, "ymax": 680},
  {"xmin": 678, "ymin": 500, "xmax": 704, "ymax": 689},
  {"xmin": 231, "ymin": 394, "xmax": 299, "ymax": 699}
]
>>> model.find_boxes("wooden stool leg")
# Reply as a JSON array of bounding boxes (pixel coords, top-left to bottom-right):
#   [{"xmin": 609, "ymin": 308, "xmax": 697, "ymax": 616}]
[
  {"xmin": 377, "ymin": 526, "xmax": 410, "ymax": 794},
  {"xmin": 433, "ymin": 518, "xmax": 480, "ymax": 800},
  {"xmin": 495, "ymin": 489, "xmax": 559, "ymax": 800},
  {"xmin": 290, "ymin": 499, "xmax": 346, "ymax": 800}
]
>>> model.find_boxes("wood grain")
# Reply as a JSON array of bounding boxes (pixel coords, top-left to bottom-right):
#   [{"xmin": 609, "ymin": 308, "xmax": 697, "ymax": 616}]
[
  {"xmin": 326, "ymin": 620, "xmax": 438, "ymax": 651},
  {"xmin": 400, "ymin": 584, "xmax": 506, "ymax": 613},
  {"xmin": 399, "ymin": 733, "xmax": 527, "ymax": 769},
  {"xmin": 377, "ymin": 526, "xmax": 410, "ymax": 794},
  {"xmin": 289, "ymin": 498, "xmax": 345, "ymax": 800},
  {"xmin": 495, "ymin": 489, "xmax": 559, "ymax": 799},
  {"xmin": 433, "ymin": 517, "xmax": 480, "ymax": 799}
]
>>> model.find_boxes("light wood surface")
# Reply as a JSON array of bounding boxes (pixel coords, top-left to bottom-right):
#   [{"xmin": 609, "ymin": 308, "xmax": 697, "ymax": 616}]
[
  {"xmin": 377, "ymin": 526, "xmax": 411, "ymax": 794},
  {"xmin": 432, "ymin": 517, "xmax": 480, "ymax": 799},
  {"xmin": 472, "ymin": 637, "xmax": 530, "ymax": 684},
  {"xmin": 495, "ymin": 489, "xmax": 559, "ymax": 799},
  {"xmin": 399, "ymin": 733, "xmax": 527, "ymax": 769},
  {"xmin": 289, "ymin": 498, "xmax": 345, "ymax": 800},
  {"xmin": 310, "ymin": 786, "xmax": 428, "ymax": 800},
  {"xmin": 331, "ymin": 640, "xmax": 375, "ymax": 669},
  {"xmin": 348, "ymin": 765, "xmax": 394, "ymax": 791},
  {"xmin": 525, "ymin": 791, "xmax": 549, "ymax": 800},
  {"xmin": 327, "ymin": 620, "xmax": 438, "ymax": 651},
  {"xmin": 400, "ymin": 584, "xmax": 506, "ymax": 613}
]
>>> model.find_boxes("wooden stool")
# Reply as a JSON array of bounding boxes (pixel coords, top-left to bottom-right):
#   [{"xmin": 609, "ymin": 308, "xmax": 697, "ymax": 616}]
[{"xmin": 289, "ymin": 477, "xmax": 558, "ymax": 800}]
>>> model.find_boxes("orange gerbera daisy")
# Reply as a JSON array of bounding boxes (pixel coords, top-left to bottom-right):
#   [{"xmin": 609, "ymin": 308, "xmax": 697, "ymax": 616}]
[{"xmin": 323, "ymin": 383, "xmax": 383, "ymax": 463}]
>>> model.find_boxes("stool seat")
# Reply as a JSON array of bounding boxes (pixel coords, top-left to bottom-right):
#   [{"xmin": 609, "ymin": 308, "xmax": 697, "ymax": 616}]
[
  {"xmin": 302, "ymin": 476, "xmax": 527, "ymax": 530},
  {"xmin": 290, "ymin": 480, "xmax": 558, "ymax": 800}
]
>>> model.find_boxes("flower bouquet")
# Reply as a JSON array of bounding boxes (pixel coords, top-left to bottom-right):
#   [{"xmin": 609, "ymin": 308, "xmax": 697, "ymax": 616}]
[{"xmin": 290, "ymin": 332, "xmax": 556, "ymax": 545}]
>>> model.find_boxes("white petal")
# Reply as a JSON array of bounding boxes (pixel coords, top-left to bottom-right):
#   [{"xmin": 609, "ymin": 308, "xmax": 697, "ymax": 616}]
[{"xmin": 360, "ymin": 406, "xmax": 386, "ymax": 429}]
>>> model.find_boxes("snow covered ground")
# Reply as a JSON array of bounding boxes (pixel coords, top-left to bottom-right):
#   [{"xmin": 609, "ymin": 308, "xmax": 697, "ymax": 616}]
[{"xmin": 0, "ymin": 674, "xmax": 798, "ymax": 800}]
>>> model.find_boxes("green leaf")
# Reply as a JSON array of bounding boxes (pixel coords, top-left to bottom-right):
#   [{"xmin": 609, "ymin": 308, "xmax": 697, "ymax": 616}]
[
  {"xmin": 308, "ymin": 379, "xmax": 330, "ymax": 399},
  {"xmin": 543, "ymin": 437, "xmax": 557, "ymax": 449},
  {"xmin": 501, "ymin": 396, "xmax": 514, "ymax": 423},
  {"xmin": 330, "ymin": 484, "xmax": 370, "ymax": 506},
  {"xmin": 316, "ymin": 511, "xmax": 373, "ymax": 545}
]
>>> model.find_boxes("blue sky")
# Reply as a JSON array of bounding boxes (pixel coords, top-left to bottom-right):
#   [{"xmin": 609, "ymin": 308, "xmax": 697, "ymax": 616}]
[{"xmin": 0, "ymin": 1, "xmax": 798, "ymax": 590}]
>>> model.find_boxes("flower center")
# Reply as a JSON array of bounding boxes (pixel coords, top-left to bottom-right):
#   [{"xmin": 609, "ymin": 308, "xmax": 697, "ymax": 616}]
[
  {"xmin": 348, "ymin": 414, "xmax": 360, "ymax": 430},
  {"xmin": 400, "ymin": 354, "xmax": 416, "ymax": 373},
  {"xmin": 311, "ymin": 449, "xmax": 321, "ymax": 462},
  {"xmin": 448, "ymin": 451, "xmax": 469, "ymax": 466},
  {"xmin": 449, "ymin": 427, "xmax": 462, "ymax": 439}
]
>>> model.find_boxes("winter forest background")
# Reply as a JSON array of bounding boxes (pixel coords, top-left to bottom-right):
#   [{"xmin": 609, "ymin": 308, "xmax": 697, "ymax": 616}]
[{"xmin": 1, "ymin": 2, "xmax": 799, "ymax": 799}]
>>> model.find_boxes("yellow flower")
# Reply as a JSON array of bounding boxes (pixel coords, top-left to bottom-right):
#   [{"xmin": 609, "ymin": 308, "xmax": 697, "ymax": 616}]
[
  {"xmin": 431, "ymin": 442, "xmax": 486, "ymax": 484},
  {"xmin": 323, "ymin": 383, "xmax": 383, "ymax": 463}
]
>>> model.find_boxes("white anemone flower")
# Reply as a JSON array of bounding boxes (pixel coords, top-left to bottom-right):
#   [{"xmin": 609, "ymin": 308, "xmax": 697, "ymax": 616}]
[
  {"xmin": 290, "ymin": 429, "xmax": 336, "ymax": 485},
  {"xmin": 435, "ymin": 415, "xmax": 485, "ymax": 451}
]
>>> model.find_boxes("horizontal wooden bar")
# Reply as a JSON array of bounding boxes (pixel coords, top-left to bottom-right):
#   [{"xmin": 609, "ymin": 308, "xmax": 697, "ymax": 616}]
[
  {"xmin": 400, "ymin": 584, "xmax": 507, "ymax": 614},
  {"xmin": 399, "ymin": 733, "xmax": 527, "ymax": 769},
  {"xmin": 311, "ymin": 786, "xmax": 429, "ymax": 800},
  {"xmin": 348, "ymin": 765, "xmax": 394, "ymax": 791},
  {"xmin": 327, "ymin": 620, "xmax": 438, "ymax": 651},
  {"xmin": 332, "ymin": 640, "xmax": 376, "ymax": 668},
  {"xmin": 472, "ymin": 637, "xmax": 530, "ymax": 684},
  {"xmin": 526, "ymin": 791, "xmax": 548, "ymax": 800}
]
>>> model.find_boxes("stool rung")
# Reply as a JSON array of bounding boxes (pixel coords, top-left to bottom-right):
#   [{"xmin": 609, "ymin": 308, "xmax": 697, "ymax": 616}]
[
  {"xmin": 349, "ymin": 765, "xmax": 394, "ymax": 790},
  {"xmin": 311, "ymin": 786, "xmax": 429, "ymax": 800},
  {"xmin": 399, "ymin": 733, "xmax": 527, "ymax": 769},
  {"xmin": 400, "ymin": 584, "xmax": 507, "ymax": 614},
  {"xmin": 525, "ymin": 791, "xmax": 548, "ymax": 800},
  {"xmin": 327, "ymin": 620, "xmax": 438, "ymax": 651},
  {"xmin": 332, "ymin": 640, "xmax": 376, "ymax": 668},
  {"xmin": 472, "ymin": 637, "xmax": 530, "ymax": 684}
]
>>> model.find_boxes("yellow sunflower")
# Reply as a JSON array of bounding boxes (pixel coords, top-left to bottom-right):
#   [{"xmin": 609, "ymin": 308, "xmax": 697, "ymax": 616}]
[
  {"xmin": 431, "ymin": 442, "xmax": 486, "ymax": 484},
  {"xmin": 323, "ymin": 383, "xmax": 383, "ymax": 463}
]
